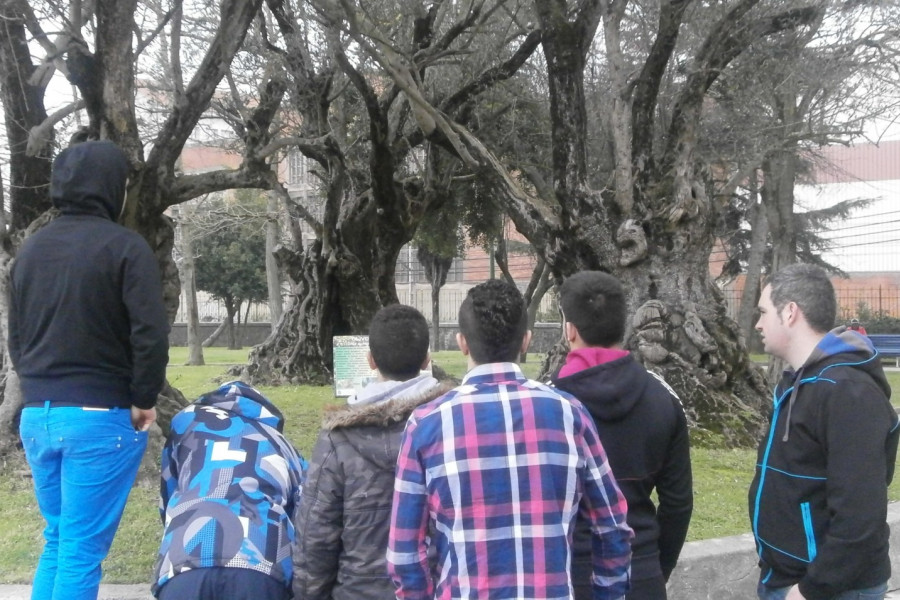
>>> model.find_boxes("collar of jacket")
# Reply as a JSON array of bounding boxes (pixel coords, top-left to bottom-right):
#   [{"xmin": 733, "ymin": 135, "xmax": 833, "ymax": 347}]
[{"xmin": 321, "ymin": 381, "xmax": 454, "ymax": 431}]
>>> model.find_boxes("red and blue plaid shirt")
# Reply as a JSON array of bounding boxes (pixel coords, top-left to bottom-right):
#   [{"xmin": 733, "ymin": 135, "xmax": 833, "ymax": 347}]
[{"xmin": 387, "ymin": 363, "xmax": 632, "ymax": 600}]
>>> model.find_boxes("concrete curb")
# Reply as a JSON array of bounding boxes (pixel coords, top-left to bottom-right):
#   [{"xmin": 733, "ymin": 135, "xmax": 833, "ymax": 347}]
[
  {"xmin": 0, "ymin": 584, "xmax": 152, "ymax": 600},
  {"xmin": 667, "ymin": 501, "xmax": 900, "ymax": 598}
]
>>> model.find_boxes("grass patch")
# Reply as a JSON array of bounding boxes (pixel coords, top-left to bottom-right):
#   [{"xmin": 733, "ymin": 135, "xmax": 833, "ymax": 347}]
[
  {"xmin": 169, "ymin": 346, "xmax": 251, "ymax": 365},
  {"xmin": 2, "ymin": 349, "xmax": 898, "ymax": 584},
  {"xmin": 166, "ymin": 347, "xmax": 249, "ymax": 401},
  {"xmin": 0, "ymin": 453, "xmax": 44, "ymax": 583},
  {"xmin": 886, "ymin": 371, "xmax": 900, "ymax": 408},
  {"xmin": 688, "ymin": 447, "xmax": 755, "ymax": 540},
  {"xmin": 103, "ymin": 485, "xmax": 161, "ymax": 584}
]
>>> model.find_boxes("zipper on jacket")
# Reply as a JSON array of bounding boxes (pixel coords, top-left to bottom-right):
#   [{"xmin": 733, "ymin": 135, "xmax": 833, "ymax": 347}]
[
  {"xmin": 800, "ymin": 501, "xmax": 817, "ymax": 562},
  {"xmin": 751, "ymin": 388, "xmax": 790, "ymax": 552}
]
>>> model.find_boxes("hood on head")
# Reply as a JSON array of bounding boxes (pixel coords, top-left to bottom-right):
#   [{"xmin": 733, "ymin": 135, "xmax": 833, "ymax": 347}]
[
  {"xmin": 195, "ymin": 380, "xmax": 286, "ymax": 432},
  {"xmin": 51, "ymin": 140, "xmax": 130, "ymax": 220}
]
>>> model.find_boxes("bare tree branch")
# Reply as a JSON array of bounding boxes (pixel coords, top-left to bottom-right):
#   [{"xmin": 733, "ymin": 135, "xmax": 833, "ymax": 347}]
[{"xmin": 145, "ymin": 0, "xmax": 267, "ymax": 190}]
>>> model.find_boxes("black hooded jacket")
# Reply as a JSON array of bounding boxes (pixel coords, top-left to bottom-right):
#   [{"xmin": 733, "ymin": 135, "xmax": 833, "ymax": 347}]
[
  {"xmin": 748, "ymin": 329, "xmax": 899, "ymax": 599},
  {"xmin": 9, "ymin": 141, "xmax": 169, "ymax": 409},
  {"xmin": 552, "ymin": 351, "xmax": 693, "ymax": 589}
]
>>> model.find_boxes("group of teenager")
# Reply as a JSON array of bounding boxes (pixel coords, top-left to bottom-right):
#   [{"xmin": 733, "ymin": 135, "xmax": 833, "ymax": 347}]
[{"xmin": 8, "ymin": 139, "xmax": 899, "ymax": 600}]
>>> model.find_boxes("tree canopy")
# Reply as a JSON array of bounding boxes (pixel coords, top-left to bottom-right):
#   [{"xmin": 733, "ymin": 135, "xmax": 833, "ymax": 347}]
[{"xmin": 194, "ymin": 196, "xmax": 269, "ymax": 349}]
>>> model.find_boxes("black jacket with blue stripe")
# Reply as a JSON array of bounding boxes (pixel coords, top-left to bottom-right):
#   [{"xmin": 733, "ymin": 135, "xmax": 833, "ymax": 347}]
[{"xmin": 748, "ymin": 328, "xmax": 900, "ymax": 599}]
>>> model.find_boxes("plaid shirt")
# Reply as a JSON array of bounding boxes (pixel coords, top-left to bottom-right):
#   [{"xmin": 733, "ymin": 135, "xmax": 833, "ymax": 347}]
[{"xmin": 387, "ymin": 363, "xmax": 632, "ymax": 600}]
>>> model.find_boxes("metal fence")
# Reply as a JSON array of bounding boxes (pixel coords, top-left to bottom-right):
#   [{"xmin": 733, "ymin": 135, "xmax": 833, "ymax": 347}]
[
  {"xmin": 720, "ymin": 286, "xmax": 900, "ymax": 323},
  {"xmin": 395, "ymin": 287, "xmax": 559, "ymax": 323},
  {"xmin": 179, "ymin": 285, "xmax": 900, "ymax": 328},
  {"xmin": 175, "ymin": 292, "xmax": 273, "ymax": 323},
  {"xmin": 175, "ymin": 285, "xmax": 559, "ymax": 324}
]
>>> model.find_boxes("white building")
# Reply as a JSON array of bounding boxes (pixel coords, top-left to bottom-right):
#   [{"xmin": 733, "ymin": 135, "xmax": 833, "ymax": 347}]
[{"xmin": 796, "ymin": 140, "xmax": 900, "ymax": 274}]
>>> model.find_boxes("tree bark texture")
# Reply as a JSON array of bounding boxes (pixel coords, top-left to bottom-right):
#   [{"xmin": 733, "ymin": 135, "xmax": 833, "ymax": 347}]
[
  {"xmin": 245, "ymin": 0, "xmax": 488, "ymax": 383},
  {"xmin": 177, "ymin": 214, "xmax": 205, "ymax": 366},
  {"xmin": 521, "ymin": 262, "xmax": 553, "ymax": 364},
  {"xmin": 506, "ymin": 0, "xmax": 820, "ymax": 444},
  {"xmin": 0, "ymin": 6, "xmax": 53, "ymax": 447},
  {"xmin": 738, "ymin": 178, "xmax": 768, "ymax": 351},
  {"xmin": 0, "ymin": 1, "xmax": 52, "ymax": 230},
  {"xmin": 0, "ymin": 0, "xmax": 272, "ymax": 452},
  {"xmin": 202, "ymin": 320, "xmax": 228, "ymax": 348},
  {"xmin": 245, "ymin": 202, "xmax": 405, "ymax": 384},
  {"xmin": 225, "ymin": 301, "xmax": 239, "ymax": 350},
  {"xmin": 265, "ymin": 193, "xmax": 284, "ymax": 329}
]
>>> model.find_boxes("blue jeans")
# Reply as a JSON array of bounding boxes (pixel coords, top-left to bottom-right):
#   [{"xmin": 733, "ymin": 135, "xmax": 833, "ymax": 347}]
[
  {"xmin": 757, "ymin": 580, "xmax": 888, "ymax": 600},
  {"xmin": 20, "ymin": 404, "xmax": 148, "ymax": 600}
]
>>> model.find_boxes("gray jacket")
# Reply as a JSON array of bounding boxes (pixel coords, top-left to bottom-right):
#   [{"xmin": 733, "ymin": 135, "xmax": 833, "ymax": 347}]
[{"xmin": 292, "ymin": 379, "xmax": 450, "ymax": 600}]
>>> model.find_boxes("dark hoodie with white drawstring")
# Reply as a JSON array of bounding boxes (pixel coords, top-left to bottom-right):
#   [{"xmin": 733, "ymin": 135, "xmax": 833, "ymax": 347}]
[
  {"xmin": 9, "ymin": 141, "xmax": 169, "ymax": 410},
  {"xmin": 749, "ymin": 328, "xmax": 900, "ymax": 599}
]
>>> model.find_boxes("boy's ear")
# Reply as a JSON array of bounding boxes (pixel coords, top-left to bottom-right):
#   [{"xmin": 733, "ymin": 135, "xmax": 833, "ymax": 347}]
[
  {"xmin": 367, "ymin": 351, "xmax": 377, "ymax": 371},
  {"xmin": 565, "ymin": 321, "xmax": 577, "ymax": 343},
  {"xmin": 456, "ymin": 332, "xmax": 469, "ymax": 355},
  {"xmin": 420, "ymin": 351, "xmax": 432, "ymax": 371}
]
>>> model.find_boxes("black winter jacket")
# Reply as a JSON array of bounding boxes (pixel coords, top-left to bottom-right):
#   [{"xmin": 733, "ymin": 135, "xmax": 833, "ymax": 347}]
[
  {"xmin": 8, "ymin": 141, "xmax": 169, "ymax": 409},
  {"xmin": 292, "ymin": 380, "xmax": 451, "ymax": 600},
  {"xmin": 552, "ymin": 352, "xmax": 693, "ymax": 590},
  {"xmin": 749, "ymin": 329, "xmax": 900, "ymax": 600}
]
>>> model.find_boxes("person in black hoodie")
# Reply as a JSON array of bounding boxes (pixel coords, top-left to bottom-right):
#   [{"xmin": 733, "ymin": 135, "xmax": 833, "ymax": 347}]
[
  {"xmin": 750, "ymin": 264, "xmax": 899, "ymax": 600},
  {"xmin": 10, "ymin": 140, "xmax": 169, "ymax": 600},
  {"xmin": 552, "ymin": 270, "xmax": 693, "ymax": 600}
]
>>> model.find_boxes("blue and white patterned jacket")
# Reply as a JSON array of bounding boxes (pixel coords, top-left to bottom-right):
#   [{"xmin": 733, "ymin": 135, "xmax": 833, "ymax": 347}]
[{"xmin": 152, "ymin": 381, "xmax": 306, "ymax": 596}]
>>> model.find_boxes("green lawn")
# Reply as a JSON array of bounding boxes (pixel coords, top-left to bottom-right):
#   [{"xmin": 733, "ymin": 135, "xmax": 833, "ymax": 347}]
[{"xmin": 1, "ymin": 347, "xmax": 898, "ymax": 584}]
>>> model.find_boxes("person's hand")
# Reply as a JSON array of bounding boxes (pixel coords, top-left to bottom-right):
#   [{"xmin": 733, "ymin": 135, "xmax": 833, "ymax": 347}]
[
  {"xmin": 131, "ymin": 406, "xmax": 157, "ymax": 431},
  {"xmin": 786, "ymin": 584, "xmax": 805, "ymax": 600}
]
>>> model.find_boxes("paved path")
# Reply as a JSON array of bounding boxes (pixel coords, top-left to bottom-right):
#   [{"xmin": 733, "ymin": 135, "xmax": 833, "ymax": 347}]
[
  {"xmin": 0, "ymin": 585, "xmax": 152, "ymax": 600},
  {"xmin": 0, "ymin": 584, "xmax": 897, "ymax": 599}
]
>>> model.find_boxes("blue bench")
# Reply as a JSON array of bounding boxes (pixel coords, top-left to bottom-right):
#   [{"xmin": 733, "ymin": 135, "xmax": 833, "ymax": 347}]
[{"xmin": 868, "ymin": 334, "xmax": 900, "ymax": 367}]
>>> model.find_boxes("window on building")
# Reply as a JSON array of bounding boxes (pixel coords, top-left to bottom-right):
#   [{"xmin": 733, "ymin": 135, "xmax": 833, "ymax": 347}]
[
  {"xmin": 396, "ymin": 245, "xmax": 464, "ymax": 284},
  {"xmin": 288, "ymin": 150, "xmax": 308, "ymax": 186}
]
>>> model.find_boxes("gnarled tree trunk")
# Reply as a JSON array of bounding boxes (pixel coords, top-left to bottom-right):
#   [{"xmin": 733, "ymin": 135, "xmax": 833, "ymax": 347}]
[
  {"xmin": 0, "ymin": 5, "xmax": 53, "ymax": 450},
  {"xmin": 0, "ymin": 0, "xmax": 273, "ymax": 453},
  {"xmin": 245, "ymin": 232, "xmax": 398, "ymax": 384},
  {"xmin": 383, "ymin": 0, "xmax": 819, "ymax": 445}
]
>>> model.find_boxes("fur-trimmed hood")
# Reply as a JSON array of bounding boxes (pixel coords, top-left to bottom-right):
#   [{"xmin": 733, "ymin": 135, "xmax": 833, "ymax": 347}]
[
  {"xmin": 293, "ymin": 382, "xmax": 452, "ymax": 600},
  {"xmin": 322, "ymin": 380, "xmax": 453, "ymax": 431}
]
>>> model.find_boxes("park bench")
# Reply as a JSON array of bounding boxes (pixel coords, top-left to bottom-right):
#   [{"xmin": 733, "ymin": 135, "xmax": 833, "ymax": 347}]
[{"xmin": 868, "ymin": 334, "xmax": 900, "ymax": 368}]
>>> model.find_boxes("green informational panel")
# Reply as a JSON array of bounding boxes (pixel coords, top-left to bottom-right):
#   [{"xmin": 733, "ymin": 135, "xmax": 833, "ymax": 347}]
[
  {"xmin": 332, "ymin": 335, "xmax": 434, "ymax": 398},
  {"xmin": 332, "ymin": 335, "xmax": 378, "ymax": 397}
]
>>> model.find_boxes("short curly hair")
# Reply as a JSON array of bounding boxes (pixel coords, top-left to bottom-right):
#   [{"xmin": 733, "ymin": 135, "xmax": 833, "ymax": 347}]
[{"xmin": 458, "ymin": 279, "xmax": 527, "ymax": 364}]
